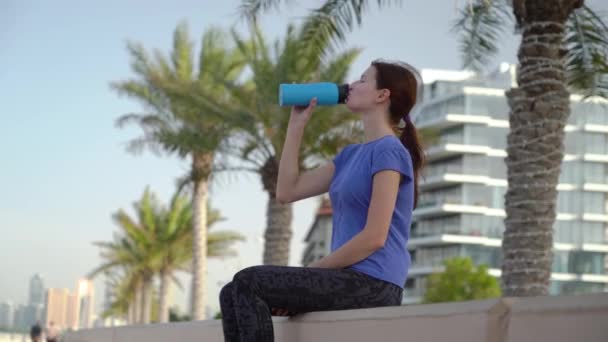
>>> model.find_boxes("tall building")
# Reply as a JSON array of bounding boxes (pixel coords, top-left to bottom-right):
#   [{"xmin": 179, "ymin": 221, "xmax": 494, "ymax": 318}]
[
  {"xmin": 77, "ymin": 279, "xmax": 94, "ymax": 329},
  {"xmin": 28, "ymin": 274, "xmax": 45, "ymax": 307},
  {"xmin": 12, "ymin": 304, "xmax": 27, "ymax": 331},
  {"xmin": 405, "ymin": 63, "xmax": 608, "ymax": 302},
  {"xmin": 22, "ymin": 304, "xmax": 43, "ymax": 329},
  {"xmin": 301, "ymin": 197, "xmax": 333, "ymax": 266},
  {"xmin": 44, "ymin": 288, "xmax": 69, "ymax": 329},
  {"xmin": 65, "ymin": 293, "xmax": 80, "ymax": 331},
  {"xmin": 0, "ymin": 302, "xmax": 14, "ymax": 330}
]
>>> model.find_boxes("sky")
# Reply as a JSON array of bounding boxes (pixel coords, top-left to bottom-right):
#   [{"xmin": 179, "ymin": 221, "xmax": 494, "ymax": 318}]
[{"xmin": 1, "ymin": 0, "xmax": 605, "ymax": 318}]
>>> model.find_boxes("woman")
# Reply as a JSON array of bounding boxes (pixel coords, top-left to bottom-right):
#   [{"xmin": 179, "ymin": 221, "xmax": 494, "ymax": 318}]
[{"xmin": 220, "ymin": 60, "xmax": 425, "ymax": 341}]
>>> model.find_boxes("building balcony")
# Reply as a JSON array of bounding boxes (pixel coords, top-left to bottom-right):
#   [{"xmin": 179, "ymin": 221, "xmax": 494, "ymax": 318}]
[
  {"xmin": 407, "ymin": 264, "xmax": 608, "ymax": 285},
  {"xmin": 420, "ymin": 173, "xmax": 506, "ymax": 190},
  {"xmin": 413, "ymin": 202, "xmax": 608, "ymax": 223},
  {"xmin": 407, "ymin": 234, "xmax": 608, "ymax": 253},
  {"xmin": 62, "ymin": 294, "xmax": 608, "ymax": 342},
  {"xmin": 413, "ymin": 203, "xmax": 505, "ymax": 219}
]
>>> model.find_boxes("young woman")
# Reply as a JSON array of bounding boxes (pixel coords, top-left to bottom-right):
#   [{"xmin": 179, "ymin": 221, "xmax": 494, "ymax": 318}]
[{"xmin": 219, "ymin": 60, "xmax": 425, "ymax": 342}]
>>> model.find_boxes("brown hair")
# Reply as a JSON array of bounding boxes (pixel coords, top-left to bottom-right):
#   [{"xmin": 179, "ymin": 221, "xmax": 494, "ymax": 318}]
[{"xmin": 371, "ymin": 60, "xmax": 425, "ymax": 207}]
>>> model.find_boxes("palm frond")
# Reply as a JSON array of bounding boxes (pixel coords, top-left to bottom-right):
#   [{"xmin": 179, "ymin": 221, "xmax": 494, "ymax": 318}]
[
  {"xmin": 452, "ymin": 0, "xmax": 513, "ymax": 71},
  {"xmin": 113, "ymin": 24, "xmax": 245, "ymax": 163},
  {"xmin": 87, "ymin": 261, "xmax": 122, "ymax": 279},
  {"xmin": 208, "ymin": 230, "xmax": 246, "ymax": 243},
  {"xmin": 299, "ymin": 0, "xmax": 402, "ymax": 59},
  {"xmin": 125, "ymin": 41, "xmax": 155, "ymax": 79},
  {"xmin": 110, "ymin": 80, "xmax": 170, "ymax": 115},
  {"xmin": 238, "ymin": 0, "xmax": 287, "ymax": 22},
  {"xmin": 565, "ymin": 5, "xmax": 608, "ymax": 99},
  {"xmin": 172, "ymin": 21, "xmax": 194, "ymax": 81},
  {"xmin": 318, "ymin": 47, "xmax": 363, "ymax": 82}
]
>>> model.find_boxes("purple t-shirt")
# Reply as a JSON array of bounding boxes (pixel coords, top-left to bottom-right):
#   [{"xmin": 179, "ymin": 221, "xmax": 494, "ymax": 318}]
[{"xmin": 329, "ymin": 135, "xmax": 413, "ymax": 288}]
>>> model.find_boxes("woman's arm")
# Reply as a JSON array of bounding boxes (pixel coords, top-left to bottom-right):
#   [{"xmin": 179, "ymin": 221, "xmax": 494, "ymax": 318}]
[
  {"xmin": 308, "ymin": 170, "xmax": 402, "ymax": 268},
  {"xmin": 276, "ymin": 98, "xmax": 336, "ymax": 204}
]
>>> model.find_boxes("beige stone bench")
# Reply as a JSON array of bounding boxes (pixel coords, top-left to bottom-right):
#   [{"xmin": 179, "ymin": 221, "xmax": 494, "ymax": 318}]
[{"xmin": 63, "ymin": 293, "xmax": 608, "ymax": 342}]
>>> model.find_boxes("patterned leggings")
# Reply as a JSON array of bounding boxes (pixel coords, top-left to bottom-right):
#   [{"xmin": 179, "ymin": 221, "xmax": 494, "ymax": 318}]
[{"xmin": 219, "ymin": 265, "xmax": 403, "ymax": 342}]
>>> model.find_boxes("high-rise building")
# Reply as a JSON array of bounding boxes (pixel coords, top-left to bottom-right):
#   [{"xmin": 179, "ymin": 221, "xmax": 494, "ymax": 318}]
[
  {"xmin": 44, "ymin": 288, "xmax": 69, "ymax": 329},
  {"xmin": 65, "ymin": 293, "xmax": 80, "ymax": 331},
  {"xmin": 405, "ymin": 63, "xmax": 608, "ymax": 302},
  {"xmin": 77, "ymin": 279, "xmax": 94, "ymax": 329},
  {"xmin": 301, "ymin": 197, "xmax": 333, "ymax": 266},
  {"xmin": 22, "ymin": 304, "xmax": 43, "ymax": 329},
  {"xmin": 28, "ymin": 274, "xmax": 45, "ymax": 307},
  {"xmin": 12, "ymin": 304, "xmax": 27, "ymax": 331},
  {"xmin": 0, "ymin": 302, "xmax": 14, "ymax": 329}
]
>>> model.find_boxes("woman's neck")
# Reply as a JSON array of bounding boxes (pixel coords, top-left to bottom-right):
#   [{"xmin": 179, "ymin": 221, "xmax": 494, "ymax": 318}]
[{"xmin": 361, "ymin": 109, "xmax": 394, "ymax": 143}]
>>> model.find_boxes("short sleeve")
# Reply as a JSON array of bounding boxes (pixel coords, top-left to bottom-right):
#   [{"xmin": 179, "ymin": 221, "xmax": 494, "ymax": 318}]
[{"xmin": 371, "ymin": 148, "xmax": 413, "ymax": 181}]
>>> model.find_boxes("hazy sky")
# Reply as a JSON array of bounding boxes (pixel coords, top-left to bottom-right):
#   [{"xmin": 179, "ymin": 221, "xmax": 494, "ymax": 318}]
[{"xmin": 1, "ymin": 0, "xmax": 605, "ymax": 316}]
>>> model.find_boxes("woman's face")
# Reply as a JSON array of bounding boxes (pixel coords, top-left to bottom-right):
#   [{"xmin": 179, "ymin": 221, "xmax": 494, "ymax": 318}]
[{"xmin": 345, "ymin": 65, "xmax": 388, "ymax": 113}]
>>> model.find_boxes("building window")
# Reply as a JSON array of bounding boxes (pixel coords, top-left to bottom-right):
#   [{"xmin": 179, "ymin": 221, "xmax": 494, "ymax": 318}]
[
  {"xmin": 583, "ymin": 193, "xmax": 606, "ymax": 214},
  {"xmin": 462, "ymin": 184, "xmax": 490, "ymax": 206},
  {"xmin": 583, "ymin": 163, "xmax": 608, "ymax": 184},
  {"xmin": 584, "ymin": 133, "xmax": 608, "ymax": 155},
  {"xmin": 550, "ymin": 280, "xmax": 607, "ymax": 295},
  {"xmin": 553, "ymin": 251, "xmax": 605, "ymax": 274},
  {"xmin": 559, "ymin": 161, "xmax": 578, "ymax": 183},
  {"xmin": 463, "ymin": 154, "xmax": 488, "ymax": 175},
  {"xmin": 460, "ymin": 245, "xmax": 501, "ymax": 268},
  {"xmin": 414, "ymin": 215, "xmax": 461, "ymax": 237},
  {"xmin": 466, "ymin": 94, "xmax": 509, "ymax": 119}
]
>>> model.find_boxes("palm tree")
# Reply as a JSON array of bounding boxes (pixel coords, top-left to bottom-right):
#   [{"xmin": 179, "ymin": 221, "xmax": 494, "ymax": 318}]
[
  {"xmin": 155, "ymin": 194, "xmax": 245, "ymax": 323},
  {"xmin": 239, "ymin": 1, "xmax": 401, "ymax": 58},
  {"xmin": 240, "ymin": 0, "xmax": 608, "ymax": 297},
  {"xmin": 174, "ymin": 23, "xmax": 362, "ymax": 265},
  {"xmin": 452, "ymin": 0, "xmax": 608, "ymax": 297},
  {"xmin": 90, "ymin": 189, "xmax": 160, "ymax": 324},
  {"xmin": 93, "ymin": 189, "xmax": 246, "ymax": 323},
  {"xmin": 111, "ymin": 22, "xmax": 246, "ymax": 319},
  {"xmin": 100, "ymin": 270, "xmax": 138, "ymax": 323}
]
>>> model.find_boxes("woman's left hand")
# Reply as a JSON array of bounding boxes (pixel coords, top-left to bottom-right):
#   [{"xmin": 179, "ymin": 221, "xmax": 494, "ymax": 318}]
[
  {"xmin": 307, "ymin": 259, "xmax": 325, "ymax": 268},
  {"xmin": 271, "ymin": 307, "xmax": 294, "ymax": 316}
]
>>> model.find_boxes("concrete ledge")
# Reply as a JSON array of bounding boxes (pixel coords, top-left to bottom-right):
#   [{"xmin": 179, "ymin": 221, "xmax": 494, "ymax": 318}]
[
  {"xmin": 507, "ymin": 293, "xmax": 608, "ymax": 342},
  {"xmin": 63, "ymin": 294, "xmax": 608, "ymax": 342}
]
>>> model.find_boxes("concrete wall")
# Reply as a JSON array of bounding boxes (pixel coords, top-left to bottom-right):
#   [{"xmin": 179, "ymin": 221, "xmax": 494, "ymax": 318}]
[{"xmin": 63, "ymin": 293, "xmax": 608, "ymax": 342}]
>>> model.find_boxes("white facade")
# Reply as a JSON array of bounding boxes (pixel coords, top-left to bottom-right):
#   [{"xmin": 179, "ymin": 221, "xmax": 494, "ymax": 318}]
[{"xmin": 405, "ymin": 64, "xmax": 608, "ymax": 302}]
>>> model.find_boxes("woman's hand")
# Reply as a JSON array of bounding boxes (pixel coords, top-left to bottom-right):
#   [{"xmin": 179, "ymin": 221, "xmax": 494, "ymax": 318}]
[
  {"xmin": 307, "ymin": 259, "xmax": 327, "ymax": 268},
  {"xmin": 289, "ymin": 97, "xmax": 317, "ymax": 128},
  {"xmin": 271, "ymin": 307, "xmax": 294, "ymax": 316}
]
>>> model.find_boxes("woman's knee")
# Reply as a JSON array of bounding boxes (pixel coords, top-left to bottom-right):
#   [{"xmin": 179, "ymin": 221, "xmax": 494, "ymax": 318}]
[
  {"xmin": 219, "ymin": 282, "xmax": 234, "ymax": 305},
  {"xmin": 232, "ymin": 266, "xmax": 262, "ymax": 286}
]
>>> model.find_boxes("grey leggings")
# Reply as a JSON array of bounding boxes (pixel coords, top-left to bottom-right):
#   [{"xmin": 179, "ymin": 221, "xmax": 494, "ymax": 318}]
[{"xmin": 219, "ymin": 265, "xmax": 403, "ymax": 342}]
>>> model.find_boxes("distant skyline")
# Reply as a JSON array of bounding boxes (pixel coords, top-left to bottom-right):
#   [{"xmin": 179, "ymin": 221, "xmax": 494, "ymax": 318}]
[{"xmin": 1, "ymin": 0, "xmax": 606, "ymax": 317}]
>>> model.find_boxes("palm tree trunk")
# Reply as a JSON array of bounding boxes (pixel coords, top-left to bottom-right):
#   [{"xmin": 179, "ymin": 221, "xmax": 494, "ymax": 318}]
[
  {"xmin": 158, "ymin": 268, "xmax": 172, "ymax": 323},
  {"xmin": 260, "ymin": 157, "xmax": 294, "ymax": 265},
  {"xmin": 133, "ymin": 281, "xmax": 142, "ymax": 324},
  {"xmin": 140, "ymin": 276, "xmax": 153, "ymax": 324},
  {"xmin": 127, "ymin": 302, "xmax": 135, "ymax": 324},
  {"xmin": 263, "ymin": 196, "xmax": 293, "ymax": 265},
  {"xmin": 502, "ymin": 0, "xmax": 582, "ymax": 297},
  {"xmin": 191, "ymin": 153, "xmax": 212, "ymax": 320}
]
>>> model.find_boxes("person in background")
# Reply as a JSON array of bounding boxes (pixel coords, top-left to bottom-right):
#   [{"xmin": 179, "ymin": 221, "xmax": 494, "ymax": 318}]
[
  {"xmin": 45, "ymin": 321, "xmax": 60, "ymax": 342},
  {"xmin": 29, "ymin": 322, "xmax": 42, "ymax": 342}
]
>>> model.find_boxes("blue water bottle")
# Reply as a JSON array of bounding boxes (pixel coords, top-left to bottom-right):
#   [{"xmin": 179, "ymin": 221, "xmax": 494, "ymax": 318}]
[{"xmin": 279, "ymin": 82, "xmax": 350, "ymax": 106}]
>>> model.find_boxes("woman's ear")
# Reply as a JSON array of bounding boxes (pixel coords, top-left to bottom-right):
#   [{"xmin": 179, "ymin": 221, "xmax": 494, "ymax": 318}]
[{"xmin": 376, "ymin": 89, "xmax": 390, "ymax": 103}]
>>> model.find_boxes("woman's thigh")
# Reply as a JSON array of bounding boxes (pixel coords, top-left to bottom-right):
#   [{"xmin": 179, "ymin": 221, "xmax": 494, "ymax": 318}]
[{"xmin": 232, "ymin": 265, "xmax": 402, "ymax": 313}]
